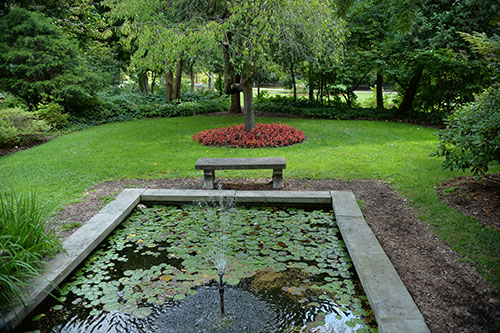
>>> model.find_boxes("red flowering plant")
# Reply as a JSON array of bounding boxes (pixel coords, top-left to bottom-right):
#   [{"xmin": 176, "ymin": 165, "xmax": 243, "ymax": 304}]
[{"xmin": 192, "ymin": 122, "xmax": 305, "ymax": 148}]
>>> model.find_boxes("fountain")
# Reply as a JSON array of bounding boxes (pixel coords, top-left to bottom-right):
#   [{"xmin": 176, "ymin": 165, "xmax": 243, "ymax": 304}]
[
  {"xmin": 215, "ymin": 182, "xmax": 227, "ymax": 315},
  {"xmin": 17, "ymin": 193, "xmax": 377, "ymax": 332}
]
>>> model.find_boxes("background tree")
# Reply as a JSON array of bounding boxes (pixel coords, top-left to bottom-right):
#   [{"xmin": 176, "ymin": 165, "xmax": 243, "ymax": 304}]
[
  {"xmin": 0, "ymin": 8, "xmax": 104, "ymax": 113},
  {"xmin": 385, "ymin": 0, "xmax": 498, "ymax": 116}
]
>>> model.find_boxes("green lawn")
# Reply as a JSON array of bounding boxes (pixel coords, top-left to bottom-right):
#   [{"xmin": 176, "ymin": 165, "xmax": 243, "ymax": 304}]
[{"xmin": 0, "ymin": 115, "xmax": 498, "ymax": 289}]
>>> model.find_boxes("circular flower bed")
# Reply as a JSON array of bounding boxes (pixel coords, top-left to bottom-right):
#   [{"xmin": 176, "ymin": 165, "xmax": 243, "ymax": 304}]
[{"xmin": 192, "ymin": 122, "xmax": 305, "ymax": 148}]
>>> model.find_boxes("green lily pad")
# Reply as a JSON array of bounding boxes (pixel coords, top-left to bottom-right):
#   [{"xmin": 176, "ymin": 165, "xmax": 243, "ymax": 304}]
[
  {"xmin": 31, "ymin": 313, "xmax": 46, "ymax": 321},
  {"xmin": 52, "ymin": 304, "xmax": 63, "ymax": 311},
  {"xmin": 173, "ymin": 294, "xmax": 186, "ymax": 301},
  {"xmin": 90, "ymin": 309, "xmax": 101, "ymax": 316},
  {"xmin": 103, "ymin": 302, "xmax": 120, "ymax": 311},
  {"xmin": 132, "ymin": 307, "xmax": 152, "ymax": 319},
  {"xmin": 226, "ymin": 277, "xmax": 240, "ymax": 286}
]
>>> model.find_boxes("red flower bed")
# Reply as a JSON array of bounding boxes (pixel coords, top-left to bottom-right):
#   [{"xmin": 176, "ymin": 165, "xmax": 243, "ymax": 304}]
[{"xmin": 192, "ymin": 122, "xmax": 305, "ymax": 148}]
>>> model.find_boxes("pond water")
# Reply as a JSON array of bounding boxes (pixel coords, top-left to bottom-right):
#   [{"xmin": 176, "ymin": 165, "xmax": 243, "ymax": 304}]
[{"xmin": 19, "ymin": 203, "xmax": 377, "ymax": 333}]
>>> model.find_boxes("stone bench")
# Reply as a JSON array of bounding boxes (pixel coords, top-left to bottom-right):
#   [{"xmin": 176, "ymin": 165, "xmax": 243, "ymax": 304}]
[{"xmin": 195, "ymin": 157, "xmax": 286, "ymax": 189}]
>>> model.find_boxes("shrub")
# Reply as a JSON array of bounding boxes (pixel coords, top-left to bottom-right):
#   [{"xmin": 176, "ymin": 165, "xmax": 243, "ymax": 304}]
[
  {"xmin": 0, "ymin": 92, "xmax": 28, "ymax": 110},
  {"xmin": 0, "ymin": 190, "xmax": 62, "ymax": 311},
  {"xmin": 0, "ymin": 8, "xmax": 104, "ymax": 113},
  {"xmin": 254, "ymin": 95, "xmax": 396, "ymax": 120},
  {"xmin": 193, "ymin": 122, "xmax": 305, "ymax": 148},
  {"xmin": 0, "ymin": 107, "xmax": 49, "ymax": 148},
  {"xmin": 68, "ymin": 89, "xmax": 230, "ymax": 128},
  {"xmin": 36, "ymin": 101, "xmax": 69, "ymax": 129},
  {"xmin": 434, "ymin": 86, "xmax": 500, "ymax": 175}
]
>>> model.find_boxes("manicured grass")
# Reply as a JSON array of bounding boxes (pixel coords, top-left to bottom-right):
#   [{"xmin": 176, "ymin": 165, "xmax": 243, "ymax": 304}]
[{"xmin": 0, "ymin": 116, "xmax": 498, "ymax": 289}]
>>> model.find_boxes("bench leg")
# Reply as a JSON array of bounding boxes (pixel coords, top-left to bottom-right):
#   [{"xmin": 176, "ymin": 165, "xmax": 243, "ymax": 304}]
[
  {"xmin": 203, "ymin": 170, "xmax": 215, "ymax": 189},
  {"xmin": 272, "ymin": 169, "xmax": 284, "ymax": 189}
]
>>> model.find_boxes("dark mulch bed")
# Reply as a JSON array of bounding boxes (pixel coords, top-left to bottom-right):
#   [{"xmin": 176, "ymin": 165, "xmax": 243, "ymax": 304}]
[
  {"xmin": 0, "ymin": 137, "xmax": 53, "ymax": 157},
  {"xmin": 437, "ymin": 174, "xmax": 500, "ymax": 231},
  {"xmin": 51, "ymin": 177, "xmax": 500, "ymax": 332}
]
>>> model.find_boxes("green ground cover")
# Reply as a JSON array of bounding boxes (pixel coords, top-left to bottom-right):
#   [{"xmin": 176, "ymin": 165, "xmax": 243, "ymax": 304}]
[{"xmin": 0, "ymin": 116, "xmax": 498, "ymax": 289}]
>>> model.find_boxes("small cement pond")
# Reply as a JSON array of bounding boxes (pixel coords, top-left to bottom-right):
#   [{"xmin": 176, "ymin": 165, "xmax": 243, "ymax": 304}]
[
  {"xmin": 4, "ymin": 190, "xmax": 429, "ymax": 333},
  {"xmin": 19, "ymin": 203, "xmax": 376, "ymax": 332}
]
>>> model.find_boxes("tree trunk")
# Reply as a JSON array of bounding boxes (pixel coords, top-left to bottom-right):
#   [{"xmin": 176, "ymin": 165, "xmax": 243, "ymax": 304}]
[
  {"xmin": 376, "ymin": 72, "xmax": 384, "ymax": 109},
  {"xmin": 208, "ymin": 73, "xmax": 213, "ymax": 90},
  {"xmin": 173, "ymin": 57, "xmax": 183, "ymax": 100},
  {"xmin": 190, "ymin": 64, "xmax": 195, "ymax": 93},
  {"xmin": 308, "ymin": 63, "xmax": 314, "ymax": 102},
  {"xmin": 257, "ymin": 72, "xmax": 261, "ymax": 99},
  {"xmin": 217, "ymin": 72, "xmax": 224, "ymax": 96},
  {"xmin": 138, "ymin": 71, "xmax": 149, "ymax": 94},
  {"xmin": 230, "ymin": 92, "xmax": 241, "ymax": 113},
  {"xmin": 291, "ymin": 62, "xmax": 297, "ymax": 101},
  {"xmin": 398, "ymin": 66, "xmax": 423, "ymax": 115},
  {"xmin": 165, "ymin": 67, "xmax": 174, "ymax": 102},
  {"xmin": 230, "ymin": 73, "xmax": 242, "ymax": 113},
  {"xmin": 151, "ymin": 72, "xmax": 156, "ymax": 95},
  {"xmin": 242, "ymin": 79, "xmax": 255, "ymax": 132}
]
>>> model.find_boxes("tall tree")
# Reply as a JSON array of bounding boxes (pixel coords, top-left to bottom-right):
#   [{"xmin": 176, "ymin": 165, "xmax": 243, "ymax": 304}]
[
  {"xmin": 385, "ymin": 0, "xmax": 498, "ymax": 115},
  {"xmin": 272, "ymin": 0, "xmax": 345, "ymax": 102},
  {"xmin": 0, "ymin": 8, "xmax": 104, "ymax": 112}
]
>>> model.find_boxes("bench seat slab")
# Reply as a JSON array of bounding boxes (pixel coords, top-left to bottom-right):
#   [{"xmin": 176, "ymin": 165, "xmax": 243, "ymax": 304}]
[
  {"xmin": 197, "ymin": 157, "xmax": 286, "ymax": 189},
  {"xmin": 196, "ymin": 157, "xmax": 286, "ymax": 170}
]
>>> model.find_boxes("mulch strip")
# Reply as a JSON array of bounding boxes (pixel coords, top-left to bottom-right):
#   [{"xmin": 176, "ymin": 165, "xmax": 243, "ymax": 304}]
[
  {"xmin": 437, "ymin": 174, "xmax": 500, "ymax": 231},
  {"xmin": 51, "ymin": 177, "xmax": 500, "ymax": 332}
]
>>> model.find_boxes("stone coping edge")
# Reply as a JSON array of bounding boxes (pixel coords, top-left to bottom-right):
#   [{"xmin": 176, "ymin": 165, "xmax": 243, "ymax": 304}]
[
  {"xmin": 331, "ymin": 191, "xmax": 429, "ymax": 333},
  {"xmin": 1, "ymin": 189, "xmax": 429, "ymax": 333},
  {"xmin": 141, "ymin": 189, "xmax": 332, "ymax": 204}
]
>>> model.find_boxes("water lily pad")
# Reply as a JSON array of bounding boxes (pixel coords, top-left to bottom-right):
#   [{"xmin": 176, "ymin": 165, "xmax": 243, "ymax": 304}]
[
  {"xmin": 160, "ymin": 275, "xmax": 172, "ymax": 282},
  {"xmin": 52, "ymin": 304, "xmax": 63, "ymax": 311},
  {"xmin": 173, "ymin": 294, "xmax": 186, "ymax": 300},
  {"xmin": 103, "ymin": 302, "xmax": 120, "ymax": 311},
  {"xmin": 90, "ymin": 309, "xmax": 101, "ymax": 316},
  {"xmin": 226, "ymin": 277, "xmax": 240, "ymax": 286},
  {"xmin": 31, "ymin": 313, "xmax": 46, "ymax": 321},
  {"xmin": 118, "ymin": 302, "xmax": 138, "ymax": 314},
  {"xmin": 132, "ymin": 307, "xmax": 152, "ymax": 319}
]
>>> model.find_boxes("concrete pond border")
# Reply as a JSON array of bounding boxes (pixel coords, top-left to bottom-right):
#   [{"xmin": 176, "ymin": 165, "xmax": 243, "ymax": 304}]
[{"xmin": 1, "ymin": 189, "xmax": 429, "ymax": 332}]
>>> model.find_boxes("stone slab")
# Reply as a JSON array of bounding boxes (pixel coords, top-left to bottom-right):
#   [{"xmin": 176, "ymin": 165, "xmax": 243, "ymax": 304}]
[
  {"xmin": 141, "ymin": 189, "xmax": 237, "ymax": 202},
  {"xmin": 0, "ymin": 189, "xmax": 143, "ymax": 332},
  {"xmin": 235, "ymin": 190, "xmax": 331, "ymax": 204},
  {"xmin": 335, "ymin": 216, "xmax": 386, "ymax": 256},
  {"xmin": 195, "ymin": 157, "xmax": 286, "ymax": 170},
  {"xmin": 331, "ymin": 191, "xmax": 429, "ymax": 333},
  {"xmin": 330, "ymin": 190, "xmax": 363, "ymax": 218},
  {"xmin": 377, "ymin": 318, "xmax": 431, "ymax": 333}
]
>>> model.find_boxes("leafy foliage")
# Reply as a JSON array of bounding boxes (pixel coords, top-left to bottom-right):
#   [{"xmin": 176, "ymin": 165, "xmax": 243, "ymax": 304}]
[
  {"xmin": 68, "ymin": 89, "xmax": 230, "ymax": 129},
  {"xmin": 36, "ymin": 101, "xmax": 69, "ymax": 129},
  {"xmin": 0, "ymin": 190, "xmax": 62, "ymax": 311},
  {"xmin": 435, "ymin": 86, "xmax": 500, "ymax": 175},
  {"xmin": 255, "ymin": 96, "xmax": 397, "ymax": 120},
  {"xmin": 193, "ymin": 122, "xmax": 305, "ymax": 148},
  {"xmin": 384, "ymin": 0, "xmax": 498, "ymax": 115},
  {"xmin": 0, "ymin": 107, "xmax": 50, "ymax": 148},
  {"xmin": 0, "ymin": 8, "xmax": 104, "ymax": 113}
]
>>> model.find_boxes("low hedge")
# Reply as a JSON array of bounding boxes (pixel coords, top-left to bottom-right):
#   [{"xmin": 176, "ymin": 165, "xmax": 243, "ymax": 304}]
[
  {"xmin": 254, "ymin": 96, "xmax": 396, "ymax": 120},
  {"xmin": 69, "ymin": 90, "xmax": 230, "ymax": 129}
]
